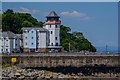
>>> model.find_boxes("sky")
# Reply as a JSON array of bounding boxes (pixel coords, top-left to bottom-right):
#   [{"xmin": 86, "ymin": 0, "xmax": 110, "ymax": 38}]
[
  {"xmin": 2, "ymin": 0, "xmax": 120, "ymax": 2},
  {"xmin": 2, "ymin": 2, "xmax": 118, "ymax": 52}
]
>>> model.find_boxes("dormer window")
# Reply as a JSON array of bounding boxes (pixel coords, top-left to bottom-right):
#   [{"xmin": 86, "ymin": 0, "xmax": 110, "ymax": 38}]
[{"xmin": 31, "ymin": 31, "xmax": 34, "ymax": 33}]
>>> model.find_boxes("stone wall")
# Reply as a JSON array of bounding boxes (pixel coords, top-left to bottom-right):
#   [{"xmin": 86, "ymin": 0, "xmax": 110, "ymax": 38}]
[{"xmin": 2, "ymin": 54, "xmax": 120, "ymax": 67}]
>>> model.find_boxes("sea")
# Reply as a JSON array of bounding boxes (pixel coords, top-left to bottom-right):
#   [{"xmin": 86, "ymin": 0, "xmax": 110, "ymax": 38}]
[{"xmin": 96, "ymin": 46, "xmax": 119, "ymax": 54}]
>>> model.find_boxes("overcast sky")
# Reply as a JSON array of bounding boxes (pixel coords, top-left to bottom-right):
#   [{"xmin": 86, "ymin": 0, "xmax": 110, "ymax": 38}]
[{"xmin": 2, "ymin": 2, "xmax": 118, "ymax": 51}]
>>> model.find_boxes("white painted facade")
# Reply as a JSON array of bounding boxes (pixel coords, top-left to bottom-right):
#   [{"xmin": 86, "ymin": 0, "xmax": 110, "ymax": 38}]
[
  {"xmin": 37, "ymin": 31, "xmax": 48, "ymax": 48},
  {"xmin": 0, "ymin": 31, "xmax": 20, "ymax": 53},
  {"xmin": 28, "ymin": 29, "xmax": 37, "ymax": 49},
  {"xmin": 44, "ymin": 24, "xmax": 60, "ymax": 47},
  {"xmin": 43, "ymin": 11, "xmax": 61, "ymax": 50}
]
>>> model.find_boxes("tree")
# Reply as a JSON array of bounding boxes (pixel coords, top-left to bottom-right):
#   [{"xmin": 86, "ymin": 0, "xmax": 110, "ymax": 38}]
[
  {"xmin": 4, "ymin": 9, "xmax": 14, "ymax": 14},
  {"xmin": 60, "ymin": 25, "xmax": 96, "ymax": 52},
  {"xmin": 0, "ymin": 14, "xmax": 2, "ymax": 29},
  {"xmin": 2, "ymin": 9, "xmax": 40, "ymax": 33},
  {"xmin": 2, "ymin": 10, "xmax": 22, "ymax": 33},
  {"xmin": 22, "ymin": 20, "xmax": 33, "ymax": 27}
]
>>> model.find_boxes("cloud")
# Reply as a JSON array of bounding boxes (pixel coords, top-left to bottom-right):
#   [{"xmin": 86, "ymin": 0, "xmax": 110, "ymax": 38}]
[
  {"xmin": 32, "ymin": 9, "xmax": 40, "ymax": 14},
  {"xmin": 17, "ymin": 7, "xmax": 47, "ymax": 15},
  {"xmin": 19, "ymin": 7, "xmax": 30, "ymax": 13},
  {"xmin": 60, "ymin": 11, "xmax": 94, "ymax": 20},
  {"xmin": 61, "ymin": 11, "xmax": 86, "ymax": 17}
]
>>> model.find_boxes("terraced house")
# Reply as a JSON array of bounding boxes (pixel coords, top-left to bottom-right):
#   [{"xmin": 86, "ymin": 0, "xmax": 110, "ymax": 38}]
[{"xmin": 0, "ymin": 31, "xmax": 20, "ymax": 53}]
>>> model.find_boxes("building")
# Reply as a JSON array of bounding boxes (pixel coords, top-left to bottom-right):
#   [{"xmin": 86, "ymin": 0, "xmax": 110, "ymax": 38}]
[
  {"xmin": 16, "ymin": 34, "xmax": 23, "ymax": 49},
  {"xmin": 22, "ymin": 28, "xmax": 49, "ymax": 53},
  {"xmin": 22, "ymin": 11, "xmax": 62, "ymax": 53},
  {"xmin": 44, "ymin": 11, "xmax": 62, "ymax": 51},
  {"xmin": 0, "ymin": 31, "xmax": 20, "ymax": 53}
]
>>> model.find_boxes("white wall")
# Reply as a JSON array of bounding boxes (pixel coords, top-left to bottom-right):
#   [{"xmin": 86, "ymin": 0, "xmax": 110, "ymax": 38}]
[
  {"xmin": 28, "ymin": 29, "xmax": 37, "ymax": 49},
  {"xmin": 44, "ymin": 24, "xmax": 60, "ymax": 47},
  {"xmin": 23, "ymin": 30, "xmax": 29, "ymax": 48},
  {"xmin": 13, "ymin": 37, "xmax": 20, "ymax": 52},
  {"xmin": 38, "ymin": 32, "xmax": 47, "ymax": 48},
  {"xmin": 0, "ymin": 36, "xmax": 20, "ymax": 53}
]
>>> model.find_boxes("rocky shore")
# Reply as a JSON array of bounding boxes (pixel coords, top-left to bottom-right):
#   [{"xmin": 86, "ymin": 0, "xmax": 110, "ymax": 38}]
[{"xmin": 2, "ymin": 66, "xmax": 120, "ymax": 80}]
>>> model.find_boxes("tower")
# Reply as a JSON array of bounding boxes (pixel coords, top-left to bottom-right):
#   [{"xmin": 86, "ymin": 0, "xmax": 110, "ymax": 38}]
[{"xmin": 44, "ymin": 11, "xmax": 61, "ymax": 51}]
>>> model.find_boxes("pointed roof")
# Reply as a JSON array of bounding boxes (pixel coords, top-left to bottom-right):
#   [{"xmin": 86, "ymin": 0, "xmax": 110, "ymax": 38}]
[{"xmin": 46, "ymin": 11, "xmax": 59, "ymax": 18}]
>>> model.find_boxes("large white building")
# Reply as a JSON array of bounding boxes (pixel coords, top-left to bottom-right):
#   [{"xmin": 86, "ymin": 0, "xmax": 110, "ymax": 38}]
[
  {"xmin": 44, "ymin": 11, "xmax": 61, "ymax": 49},
  {"xmin": 0, "ymin": 31, "xmax": 20, "ymax": 53},
  {"xmin": 22, "ymin": 28, "xmax": 49, "ymax": 52},
  {"xmin": 22, "ymin": 11, "xmax": 62, "ymax": 53}
]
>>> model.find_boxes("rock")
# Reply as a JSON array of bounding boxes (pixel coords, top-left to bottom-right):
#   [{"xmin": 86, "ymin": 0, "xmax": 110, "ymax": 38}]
[{"xmin": 14, "ymin": 72, "xmax": 21, "ymax": 77}]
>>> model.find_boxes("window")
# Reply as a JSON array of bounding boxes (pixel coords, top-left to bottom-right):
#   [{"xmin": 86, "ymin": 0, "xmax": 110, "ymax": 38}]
[
  {"xmin": 6, "ymin": 39, "xmax": 8, "ymax": 41},
  {"xmin": 55, "ymin": 25, "xmax": 57, "ymax": 28},
  {"xmin": 49, "ymin": 39, "xmax": 50, "ymax": 43},
  {"xmin": 24, "ymin": 31, "xmax": 26, "ymax": 33},
  {"xmin": 26, "ymin": 43, "xmax": 27, "ymax": 45},
  {"xmin": 6, "ymin": 46, "xmax": 8, "ymax": 47},
  {"xmin": 16, "ymin": 38, "xmax": 17, "ymax": 40},
  {"xmin": 51, "ymin": 43, "xmax": 53, "ymax": 46},
  {"xmin": 55, "ymin": 37, "xmax": 57, "ymax": 40},
  {"xmin": 51, "ymin": 31, "xmax": 53, "ymax": 34},
  {"xmin": 56, "ymin": 43, "xmax": 58, "ymax": 46},
  {"xmin": 50, "ymin": 25, "xmax": 51, "ymax": 28},
  {"xmin": 31, "ymin": 43, "xmax": 33, "ymax": 45},
  {"xmin": 16, "ymin": 44, "xmax": 17, "ymax": 46},
  {"xmin": 31, "ymin": 37, "xmax": 34, "ymax": 39},
  {"xmin": 1, "ymin": 49, "xmax": 3, "ymax": 51},
  {"xmin": 25, "ymin": 37, "xmax": 27, "ymax": 39},
  {"xmin": 6, "ymin": 49, "xmax": 8, "ymax": 51},
  {"xmin": 31, "ymin": 31, "xmax": 34, "ymax": 33}
]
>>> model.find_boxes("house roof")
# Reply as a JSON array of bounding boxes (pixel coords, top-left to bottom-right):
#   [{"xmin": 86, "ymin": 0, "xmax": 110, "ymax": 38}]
[
  {"xmin": 22, "ymin": 27, "xmax": 49, "ymax": 32},
  {"xmin": 46, "ymin": 11, "xmax": 59, "ymax": 18},
  {"xmin": 16, "ymin": 34, "xmax": 22, "ymax": 39},
  {"xmin": 1, "ymin": 31, "xmax": 18, "ymax": 38}
]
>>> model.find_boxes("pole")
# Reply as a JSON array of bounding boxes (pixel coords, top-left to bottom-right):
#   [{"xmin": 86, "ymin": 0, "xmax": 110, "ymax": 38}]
[
  {"xmin": 69, "ymin": 42, "xmax": 70, "ymax": 52},
  {"xmin": 106, "ymin": 45, "xmax": 108, "ymax": 53}
]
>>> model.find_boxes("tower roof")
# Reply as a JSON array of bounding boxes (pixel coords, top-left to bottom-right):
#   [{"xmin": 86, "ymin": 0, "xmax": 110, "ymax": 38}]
[{"xmin": 46, "ymin": 11, "xmax": 59, "ymax": 18}]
